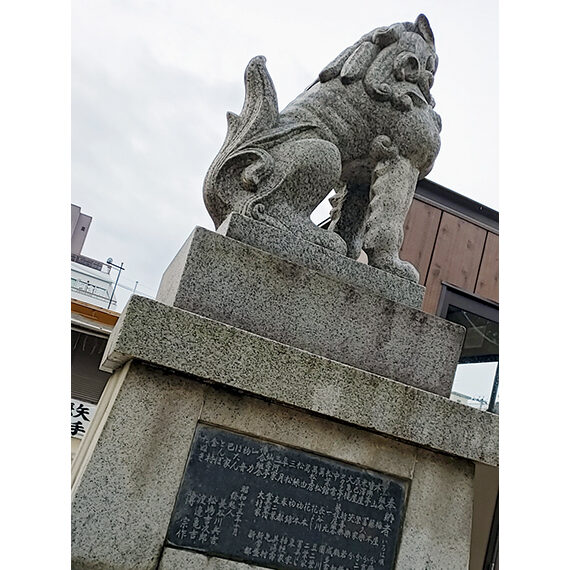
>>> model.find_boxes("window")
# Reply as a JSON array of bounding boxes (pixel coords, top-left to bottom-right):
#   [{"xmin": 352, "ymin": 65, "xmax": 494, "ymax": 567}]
[
  {"xmin": 71, "ymin": 329, "xmax": 112, "ymax": 404},
  {"xmin": 437, "ymin": 283, "xmax": 499, "ymax": 413}
]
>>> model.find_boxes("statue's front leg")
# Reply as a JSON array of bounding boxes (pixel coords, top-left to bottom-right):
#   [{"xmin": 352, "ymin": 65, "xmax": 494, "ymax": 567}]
[{"xmin": 363, "ymin": 144, "xmax": 420, "ymax": 282}]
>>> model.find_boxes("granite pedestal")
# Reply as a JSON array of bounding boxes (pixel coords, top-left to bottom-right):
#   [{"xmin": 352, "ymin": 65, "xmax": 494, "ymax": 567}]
[
  {"xmin": 156, "ymin": 224, "xmax": 464, "ymax": 398},
  {"xmin": 71, "ymin": 223, "xmax": 498, "ymax": 570}
]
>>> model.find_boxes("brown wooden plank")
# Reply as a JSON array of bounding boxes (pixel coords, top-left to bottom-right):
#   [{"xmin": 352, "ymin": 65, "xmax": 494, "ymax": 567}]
[
  {"xmin": 422, "ymin": 212, "xmax": 487, "ymax": 314},
  {"xmin": 71, "ymin": 299, "xmax": 120, "ymax": 326},
  {"xmin": 475, "ymin": 232, "xmax": 499, "ymax": 303},
  {"xmin": 400, "ymin": 199, "xmax": 442, "ymax": 285}
]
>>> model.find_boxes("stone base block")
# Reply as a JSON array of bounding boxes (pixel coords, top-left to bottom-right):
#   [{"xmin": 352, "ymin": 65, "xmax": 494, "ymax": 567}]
[
  {"xmin": 218, "ymin": 213, "xmax": 425, "ymax": 309},
  {"xmin": 73, "ymin": 360, "xmax": 480, "ymax": 570},
  {"xmin": 71, "ymin": 363, "xmax": 207, "ymax": 570},
  {"xmin": 101, "ymin": 295, "xmax": 498, "ymax": 467},
  {"xmin": 156, "ymin": 226, "xmax": 464, "ymax": 397}
]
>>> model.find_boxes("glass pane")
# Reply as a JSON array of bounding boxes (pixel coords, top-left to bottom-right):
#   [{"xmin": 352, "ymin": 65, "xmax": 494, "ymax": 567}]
[
  {"xmin": 446, "ymin": 305, "xmax": 498, "ymax": 363},
  {"xmin": 450, "ymin": 361, "xmax": 498, "ymax": 410},
  {"xmin": 446, "ymin": 304, "xmax": 499, "ymax": 412}
]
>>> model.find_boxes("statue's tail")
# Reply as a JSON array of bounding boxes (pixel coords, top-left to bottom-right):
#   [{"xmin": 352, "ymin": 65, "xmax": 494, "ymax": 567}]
[{"xmin": 203, "ymin": 56, "xmax": 279, "ymax": 228}]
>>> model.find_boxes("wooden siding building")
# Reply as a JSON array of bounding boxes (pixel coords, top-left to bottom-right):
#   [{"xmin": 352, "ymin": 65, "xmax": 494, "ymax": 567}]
[{"xmin": 401, "ymin": 178, "xmax": 499, "ymax": 315}]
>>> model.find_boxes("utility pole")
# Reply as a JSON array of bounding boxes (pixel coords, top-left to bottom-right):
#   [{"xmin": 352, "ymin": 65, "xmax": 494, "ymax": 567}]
[{"xmin": 106, "ymin": 259, "xmax": 125, "ymax": 309}]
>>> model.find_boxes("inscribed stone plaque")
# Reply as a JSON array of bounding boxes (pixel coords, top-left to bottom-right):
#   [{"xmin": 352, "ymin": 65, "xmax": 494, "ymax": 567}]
[{"xmin": 167, "ymin": 424, "xmax": 408, "ymax": 569}]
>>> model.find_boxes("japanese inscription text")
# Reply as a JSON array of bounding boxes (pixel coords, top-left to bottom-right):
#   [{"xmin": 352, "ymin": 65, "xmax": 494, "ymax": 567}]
[{"xmin": 167, "ymin": 425, "xmax": 408, "ymax": 569}]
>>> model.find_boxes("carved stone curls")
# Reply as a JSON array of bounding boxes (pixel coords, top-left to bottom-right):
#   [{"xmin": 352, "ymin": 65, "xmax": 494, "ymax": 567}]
[{"xmin": 203, "ymin": 14, "xmax": 441, "ymax": 282}]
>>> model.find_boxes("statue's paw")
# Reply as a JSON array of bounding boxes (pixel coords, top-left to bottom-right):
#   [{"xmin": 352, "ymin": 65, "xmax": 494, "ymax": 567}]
[
  {"xmin": 368, "ymin": 252, "xmax": 419, "ymax": 282},
  {"xmin": 252, "ymin": 208, "xmax": 348, "ymax": 256},
  {"xmin": 312, "ymin": 229, "xmax": 348, "ymax": 256},
  {"xmin": 393, "ymin": 259, "xmax": 420, "ymax": 282}
]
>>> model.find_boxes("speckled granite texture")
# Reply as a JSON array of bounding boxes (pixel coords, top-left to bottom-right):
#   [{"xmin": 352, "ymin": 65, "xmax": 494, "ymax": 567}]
[
  {"xmin": 72, "ymin": 14, "xmax": 489, "ymax": 569},
  {"xmin": 71, "ymin": 364, "xmax": 206, "ymax": 570},
  {"xmin": 397, "ymin": 449, "xmax": 474, "ymax": 568},
  {"xmin": 102, "ymin": 295, "xmax": 498, "ymax": 467},
  {"xmin": 217, "ymin": 213, "xmax": 425, "ymax": 309},
  {"xmin": 159, "ymin": 549, "xmax": 262, "ymax": 570},
  {"xmin": 156, "ymin": 227, "xmax": 463, "ymax": 397},
  {"xmin": 202, "ymin": 16, "xmax": 442, "ymax": 282},
  {"xmin": 73, "ymin": 363, "xmax": 477, "ymax": 570}
]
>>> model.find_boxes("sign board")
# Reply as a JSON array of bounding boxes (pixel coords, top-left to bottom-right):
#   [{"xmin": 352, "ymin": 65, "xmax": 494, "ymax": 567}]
[
  {"xmin": 71, "ymin": 399, "xmax": 97, "ymax": 439},
  {"xmin": 167, "ymin": 425, "xmax": 408, "ymax": 569}
]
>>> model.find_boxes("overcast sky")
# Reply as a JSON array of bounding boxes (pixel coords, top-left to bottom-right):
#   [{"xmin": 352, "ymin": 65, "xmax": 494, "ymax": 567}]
[{"xmin": 71, "ymin": 0, "xmax": 498, "ymax": 306}]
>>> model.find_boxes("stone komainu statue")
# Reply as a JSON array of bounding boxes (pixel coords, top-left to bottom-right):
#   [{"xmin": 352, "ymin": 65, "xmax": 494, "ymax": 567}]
[{"xmin": 203, "ymin": 14, "xmax": 441, "ymax": 282}]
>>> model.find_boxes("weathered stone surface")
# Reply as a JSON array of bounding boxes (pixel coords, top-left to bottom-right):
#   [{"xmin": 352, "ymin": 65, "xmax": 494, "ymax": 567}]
[
  {"xmin": 200, "ymin": 384, "xmax": 418, "ymax": 480},
  {"xmin": 217, "ymin": 212, "xmax": 425, "ymax": 309},
  {"xmin": 78, "ymin": 370, "xmax": 475, "ymax": 570},
  {"xmin": 71, "ymin": 363, "xmax": 206, "ymax": 570},
  {"xmin": 200, "ymin": 389, "xmax": 475, "ymax": 568},
  {"xmin": 75, "ymin": 14, "xmax": 488, "ymax": 570},
  {"xmin": 101, "ymin": 295, "xmax": 499, "ymax": 466},
  {"xmin": 159, "ymin": 549, "xmax": 260, "ymax": 570},
  {"xmin": 167, "ymin": 424, "xmax": 407, "ymax": 568},
  {"xmin": 397, "ymin": 450, "xmax": 474, "ymax": 568},
  {"xmin": 203, "ymin": 15, "xmax": 441, "ymax": 282},
  {"xmin": 156, "ymin": 227, "xmax": 462, "ymax": 397}
]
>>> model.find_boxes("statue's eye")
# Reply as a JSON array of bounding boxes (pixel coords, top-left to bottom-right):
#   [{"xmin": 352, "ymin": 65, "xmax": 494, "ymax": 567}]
[
  {"xmin": 394, "ymin": 52, "xmax": 420, "ymax": 81},
  {"xmin": 426, "ymin": 55, "xmax": 437, "ymax": 74},
  {"xmin": 403, "ymin": 54, "xmax": 419, "ymax": 74}
]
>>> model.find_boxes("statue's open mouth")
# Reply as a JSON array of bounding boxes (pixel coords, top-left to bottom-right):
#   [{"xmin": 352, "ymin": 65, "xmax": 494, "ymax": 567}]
[
  {"xmin": 390, "ymin": 81, "xmax": 433, "ymax": 109},
  {"xmin": 407, "ymin": 90, "xmax": 428, "ymax": 107},
  {"xmin": 405, "ymin": 83, "xmax": 431, "ymax": 107}
]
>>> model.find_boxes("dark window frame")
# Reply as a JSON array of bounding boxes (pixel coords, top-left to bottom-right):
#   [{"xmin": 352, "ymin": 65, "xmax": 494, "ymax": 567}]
[
  {"xmin": 483, "ymin": 495, "xmax": 499, "ymax": 570},
  {"xmin": 437, "ymin": 282, "xmax": 499, "ymax": 414},
  {"xmin": 71, "ymin": 327, "xmax": 112, "ymax": 405},
  {"xmin": 436, "ymin": 282, "xmax": 499, "ymax": 323}
]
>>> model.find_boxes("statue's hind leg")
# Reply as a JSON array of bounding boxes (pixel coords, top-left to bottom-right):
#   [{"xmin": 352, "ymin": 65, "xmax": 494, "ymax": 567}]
[
  {"xmin": 328, "ymin": 181, "xmax": 370, "ymax": 260},
  {"xmin": 244, "ymin": 138, "xmax": 347, "ymax": 255}
]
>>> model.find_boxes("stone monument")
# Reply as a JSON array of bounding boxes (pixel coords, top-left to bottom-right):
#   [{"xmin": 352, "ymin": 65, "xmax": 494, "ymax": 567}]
[
  {"xmin": 203, "ymin": 13, "xmax": 441, "ymax": 281},
  {"xmin": 71, "ymin": 14, "xmax": 498, "ymax": 570}
]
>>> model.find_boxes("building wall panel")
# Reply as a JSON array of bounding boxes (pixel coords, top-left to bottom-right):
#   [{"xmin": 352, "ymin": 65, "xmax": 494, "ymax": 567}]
[
  {"xmin": 422, "ymin": 212, "xmax": 487, "ymax": 314},
  {"xmin": 400, "ymin": 199, "xmax": 442, "ymax": 285},
  {"xmin": 475, "ymin": 232, "xmax": 499, "ymax": 303}
]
